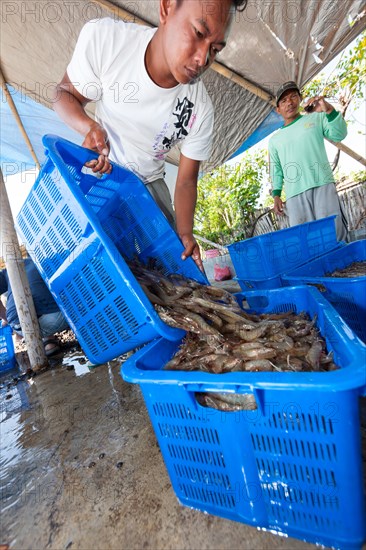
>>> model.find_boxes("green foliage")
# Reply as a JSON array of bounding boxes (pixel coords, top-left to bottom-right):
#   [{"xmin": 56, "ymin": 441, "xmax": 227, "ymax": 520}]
[
  {"xmin": 302, "ymin": 31, "xmax": 366, "ymax": 120},
  {"xmin": 348, "ymin": 169, "xmax": 366, "ymax": 183},
  {"xmin": 263, "ymin": 195, "xmax": 274, "ymax": 208},
  {"xmin": 195, "ymin": 149, "xmax": 267, "ymax": 246}
]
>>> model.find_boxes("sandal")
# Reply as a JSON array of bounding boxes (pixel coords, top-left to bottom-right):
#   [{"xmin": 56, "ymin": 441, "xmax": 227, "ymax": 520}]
[{"xmin": 43, "ymin": 337, "xmax": 61, "ymax": 357}]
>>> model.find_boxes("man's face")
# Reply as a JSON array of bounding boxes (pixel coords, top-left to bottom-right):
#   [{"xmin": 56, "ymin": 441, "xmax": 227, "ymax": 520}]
[
  {"xmin": 276, "ymin": 89, "xmax": 302, "ymax": 119},
  {"xmin": 160, "ymin": 0, "xmax": 233, "ymax": 85}
]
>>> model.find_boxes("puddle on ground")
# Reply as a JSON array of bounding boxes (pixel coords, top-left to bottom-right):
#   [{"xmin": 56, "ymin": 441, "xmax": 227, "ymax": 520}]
[
  {"xmin": 0, "ymin": 345, "xmax": 128, "ymax": 547},
  {"xmin": 62, "ymin": 350, "xmax": 92, "ymax": 377}
]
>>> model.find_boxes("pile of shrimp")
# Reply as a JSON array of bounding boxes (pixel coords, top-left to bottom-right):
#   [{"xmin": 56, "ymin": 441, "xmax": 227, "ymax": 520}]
[
  {"xmin": 130, "ymin": 261, "xmax": 339, "ymax": 381},
  {"xmin": 325, "ymin": 260, "xmax": 366, "ymax": 278}
]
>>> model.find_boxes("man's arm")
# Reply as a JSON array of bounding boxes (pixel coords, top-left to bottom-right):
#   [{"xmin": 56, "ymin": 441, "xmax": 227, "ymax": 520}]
[
  {"xmin": 322, "ymin": 109, "xmax": 347, "ymax": 142},
  {"xmin": 304, "ymin": 96, "xmax": 347, "ymax": 142},
  {"xmin": 52, "ymin": 73, "xmax": 112, "ymax": 174},
  {"xmin": 174, "ymin": 154, "xmax": 203, "ymax": 271},
  {"xmin": 268, "ymin": 143, "xmax": 285, "ymax": 215}
]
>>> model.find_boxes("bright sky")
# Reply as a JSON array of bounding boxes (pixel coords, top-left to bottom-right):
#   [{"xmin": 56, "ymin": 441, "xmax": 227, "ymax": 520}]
[{"xmin": 4, "ymin": 35, "xmax": 365, "ymax": 219}]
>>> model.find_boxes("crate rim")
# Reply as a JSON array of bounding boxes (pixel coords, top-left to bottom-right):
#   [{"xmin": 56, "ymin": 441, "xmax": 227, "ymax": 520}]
[
  {"xmin": 227, "ymin": 215, "xmax": 337, "ymax": 251},
  {"xmin": 231, "ymin": 245, "xmax": 345, "ymax": 286},
  {"xmin": 282, "ymin": 239, "xmax": 366, "ymax": 283},
  {"xmin": 121, "ymin": 285, "xmax": 366, "ymax": 393},
  {"xmin": 41, "ymin": 135, "xmax": 207, "ymax": 282}
]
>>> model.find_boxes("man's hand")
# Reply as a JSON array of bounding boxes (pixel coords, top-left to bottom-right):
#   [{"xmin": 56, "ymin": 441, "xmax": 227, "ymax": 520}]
[
  {"xmin": 52, "ymin": 73, "xmax": 113, "ymax": 175},
  {"xmin": 83, "ymin": 122, "xmax": 112, "ymax": 174},
  {"xmin": 273, "ymin": 196, "xmax": 284, "ymax": 215},
  {"xmin": 180, "ymin": 233, "xmax": 204, "ymax": 272},
  {"xmin": 174, "ymin": 155, "xmax": 203, "ymax": 271},
  {"xmin": 304, "ymin": 96, "xmax": 334, "ymax": 115}
]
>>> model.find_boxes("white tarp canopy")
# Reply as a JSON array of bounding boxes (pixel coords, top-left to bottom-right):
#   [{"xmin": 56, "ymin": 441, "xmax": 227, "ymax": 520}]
[{"xmin": 1, "ymin": 0, "xmax": 365, "ymax": 171}]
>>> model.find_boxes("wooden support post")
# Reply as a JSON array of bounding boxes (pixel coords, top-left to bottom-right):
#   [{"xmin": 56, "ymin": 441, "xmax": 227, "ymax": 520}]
[
  {"xmin": 0, "ymin": 66, "xmax": 41, "ymax": 171},
  {"xmin": 193, "ymin": 234, "xmax": 228, "ymax": 252},
  {"xmin": 327, "ymin": 140, "xmax": 366, "ymax": 167},
  {"xmin": 0, "ymin": 168, "xmax": 48, "ymax": 371}
]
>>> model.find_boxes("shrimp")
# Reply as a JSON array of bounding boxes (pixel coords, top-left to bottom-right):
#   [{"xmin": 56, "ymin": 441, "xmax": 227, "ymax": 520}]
[
  {"xmin": 244, "ymin": 359, "xmax": 274, "ymax": 372},
  {"xmin": 305, "ymin": 340, "xmax": 323, "ymax": 370}
]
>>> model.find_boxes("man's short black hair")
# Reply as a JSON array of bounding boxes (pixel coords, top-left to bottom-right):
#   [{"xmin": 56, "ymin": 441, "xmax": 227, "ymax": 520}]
[
  {"xmin": 176, "ymin": 0, "xmax": 248, "ymax": 11},
  {"xmin": 231, "ymin": 0, "xmax": 248, "ymax": 11}
]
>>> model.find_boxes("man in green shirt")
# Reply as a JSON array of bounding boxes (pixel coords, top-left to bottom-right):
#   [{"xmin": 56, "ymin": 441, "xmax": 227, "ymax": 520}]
[{"xmin": 269, "ymin": 81, "xmax": 348, "ymax": 241}]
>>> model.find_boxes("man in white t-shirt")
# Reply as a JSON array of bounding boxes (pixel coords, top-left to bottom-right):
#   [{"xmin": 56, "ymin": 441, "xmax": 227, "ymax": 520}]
[{"xmin": 52, "ymin": 0, "xmax": 247, "ymax": 270}]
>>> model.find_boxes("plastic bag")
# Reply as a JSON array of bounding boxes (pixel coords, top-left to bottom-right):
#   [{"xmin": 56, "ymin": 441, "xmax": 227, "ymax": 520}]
[{"xmin": 214, "ymin": 264, "xmax": 232, "ymax": 281}]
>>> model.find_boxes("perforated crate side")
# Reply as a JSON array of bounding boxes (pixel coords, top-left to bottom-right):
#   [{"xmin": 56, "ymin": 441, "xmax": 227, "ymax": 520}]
[
  {"xmin": 122, "ymin": 286, "xmax": 366, "ymax": 548},
  {"xmin": 228, "ymin": 216, "xmax": 338, "ymax": 281},
  {"xmin": 140, "ymin": 383, "xmax": 365, "ymax": 548},
  {"xmin": 282, "ymin": 240, "xmax": 366, "ymax": 342},
  {"xmin": 0, "ymin": 326, "xmax": 16, "ymax": 372}
]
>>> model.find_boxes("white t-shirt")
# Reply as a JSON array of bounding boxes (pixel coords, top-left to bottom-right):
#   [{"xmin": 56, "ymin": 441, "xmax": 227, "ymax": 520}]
[{"xmin": 67, "ymin": 18, "xmax": 214, "ymax": 183}]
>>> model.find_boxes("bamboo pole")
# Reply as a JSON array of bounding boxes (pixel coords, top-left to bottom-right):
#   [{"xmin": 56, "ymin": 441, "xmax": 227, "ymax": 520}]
[
  {"xmin": 327, "ymin": 140, "xmax": 366, "ymax": 167},
  {"xmin": 0, "ymin": 168, "xmax": 47, "ymax": 371},
  {"xmin": 92, "ymin": 0, "xmax": 152, "ymax": 25},
  {"xmin": 0, "ymin": 66, "xmax": 41, "ymax": 171},
  {"xmin": 211, "ymin": 61, "xmax": 276, "ymax": 105},
  {"xmin": 194, "ymin": 234, "xmax": 227, "ymax": 251}
]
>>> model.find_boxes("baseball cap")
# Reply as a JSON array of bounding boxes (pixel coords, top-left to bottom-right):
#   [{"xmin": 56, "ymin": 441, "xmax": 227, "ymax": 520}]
[{"xmin": 276, "ymin": 81, "xmax": 301, "ymax": 105}]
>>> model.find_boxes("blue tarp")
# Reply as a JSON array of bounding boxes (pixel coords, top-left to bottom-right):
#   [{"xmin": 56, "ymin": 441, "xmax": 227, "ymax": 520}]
[
  {"xmin": 228, "ymin": 110, "xmax": 283, "ymax": 160},
  {"xmin": 0, "ymin": 86, "xmax": 82, "ymax": 177}
]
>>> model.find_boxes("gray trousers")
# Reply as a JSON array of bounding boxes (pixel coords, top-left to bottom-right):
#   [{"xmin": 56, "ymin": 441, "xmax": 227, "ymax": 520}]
[
  {"xmin": 286, "ymin": 183, "xmax": 348, "ymax": 241},
  {"xmin": 11, "ymin": 310, "xmax": 69, "ymax": 338},
  {"xmin": 145, "ymin": 178, "xmax": 176, "ymax": 229}
]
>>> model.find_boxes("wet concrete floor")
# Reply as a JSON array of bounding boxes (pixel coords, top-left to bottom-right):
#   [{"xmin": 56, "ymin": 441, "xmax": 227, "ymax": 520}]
[{"xmin": 0, "ymin": 345, "xmax": 326, "ymax": 550}]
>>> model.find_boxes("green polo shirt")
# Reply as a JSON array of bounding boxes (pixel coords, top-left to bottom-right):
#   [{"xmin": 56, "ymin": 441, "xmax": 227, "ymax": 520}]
[{"xmin": 269, "ymin": 111, "xmax": 347, "ymax": 199}]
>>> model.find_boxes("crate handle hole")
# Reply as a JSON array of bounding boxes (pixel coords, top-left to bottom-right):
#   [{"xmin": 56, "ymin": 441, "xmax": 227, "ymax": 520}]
[
  {"xmin": 195, "ymin": 392, "xmax": 257, "ymax": 411},
  {"xmin": 240, "ymin": 296, "xmax": 269, "ymax": 310}
]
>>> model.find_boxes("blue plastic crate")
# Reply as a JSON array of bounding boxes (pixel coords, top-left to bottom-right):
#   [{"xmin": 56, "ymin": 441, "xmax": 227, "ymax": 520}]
[
  {"xmin": 283, "ymin": 240, "xmax": 366, "ymax": 342},
  {"xmin": 227, "ymin": 217, "xmax": 340, "ymax": 290},
  {"xmin": 16, "ymin": 135, "xmax": 207, "ymax": 363},
  {"xmin": 0, "ymin": 325, "xmax": 16, "ymax": 373},
  {"xmin": 233, "ymin": 275, "xmax": 282, "ymax": 291},
  {"xmin": 122, "ymin": 286, "xmax": 366, "ymax": 549}
]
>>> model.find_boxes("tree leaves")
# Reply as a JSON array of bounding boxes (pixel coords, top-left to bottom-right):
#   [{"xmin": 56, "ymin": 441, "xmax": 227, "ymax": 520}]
[{"xmin": 195, "ymin": 150, "xmax": 267, "ymax": 246}]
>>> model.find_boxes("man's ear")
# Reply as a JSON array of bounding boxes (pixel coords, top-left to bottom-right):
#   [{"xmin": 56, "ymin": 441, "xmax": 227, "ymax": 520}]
[
  {"xmin": 276, "ymin": 105, "xmax": 280, "ymax": 114},
  {"xmin": 160, "ymin": 0, "xmax": 174, "ymax": 24}
]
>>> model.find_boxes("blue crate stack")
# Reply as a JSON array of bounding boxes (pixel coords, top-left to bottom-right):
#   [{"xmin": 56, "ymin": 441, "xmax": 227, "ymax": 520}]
[
  {"xmin": 283, "ymin": 239, "xmax": 366, "ymax": 342},
  {"xmin": 227, "ymin": 217, "xmax": 340, "ymax": 290}
]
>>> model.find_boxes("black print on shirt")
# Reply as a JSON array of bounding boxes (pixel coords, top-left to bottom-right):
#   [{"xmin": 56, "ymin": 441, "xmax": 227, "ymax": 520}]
[
  {"xmin": 173, "ymin": 97, "xmax": 194, "ymax": 138},
  {"xmin": 153, "ymin": 96, "xmax": 196, "ymax": 160}
]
